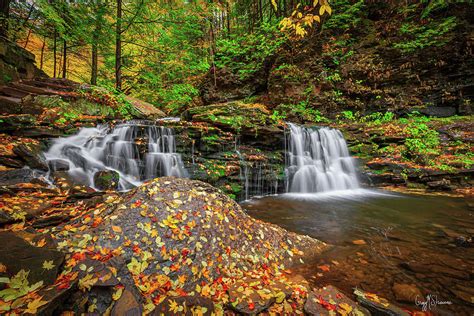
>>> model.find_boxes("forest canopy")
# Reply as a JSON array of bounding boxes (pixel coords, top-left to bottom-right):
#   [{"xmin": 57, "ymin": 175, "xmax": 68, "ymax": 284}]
[{"xmin": 0, "ymin": 0, "xmax": 331, "ymax": 113}]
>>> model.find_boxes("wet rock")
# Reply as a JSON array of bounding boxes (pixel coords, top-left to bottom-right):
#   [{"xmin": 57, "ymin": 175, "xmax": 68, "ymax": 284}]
[
  {"xmin": 0, "ymin": 156, "xmax": 24, "ymax": 168},
  {"xmin": 0, "ymin": 114, "xmax": 36, "ymax": 130},
  {"xmin": 13, "ymin": 142, "xmax": 48, "ymax": 170},
  {"xmin": 454, "ymin": 236, "xmax": 472, "ymax": 247},
  {"xmin": 415, "ymin": 106, "xmax": 457, "ymax": 118},
  {"xmin": 112, "ymin": 288, "xmax": 142, "ymax": 316},
  {"xmin": 183, "ymin": 101, "xmax": 275, "ymax": 132},
  {"xmin": 34, "ymin": 279, "xmax": 78, "ymax": 315},
  {"xmin": 304, "ymin": 285, "xmax": 370, "ymax": 316},
  {"xmin": 354, "ymin": 288, "xmax": 410, "ymax": 316},
  {"xmin": 228, "ymin": 277, "xmax": 276, "ymax": 314},
  {"xmin": 11, "ymin": 126, "xmax": 66, "ymax": 138},
  {"xmin": 153, "ymin": 296, "xmax": 213, "ymax": 316},
  {"xmin": 426, "ymin": 179, "xmax": 453, "ymax": 191},
  {"xmin": 32, "ymin": 214, "xmax": 71, "ymax": 228},
  {"xmin": 93, "ymin": 170, "xmax": 120, "ymax": 191},
  {"xmin": 53, "ymin": 177, "xmax": 326, "ymax": 313},
  {"xmin": 48, "ymin": 158, "xmax": 70, "ymax": 171},
  {"xmin": 0, "ymin": 231, "xmax": 64, "ymax": 286},
  {"xmin": 125, "ymin": 96, "xmax": 166, "ymax": 119},
  {"xmin": 0, "ymin": 210, "xmax": 15, "ymax": 225},
  {"xmin": 0, "ymin": 168, "xmax": 40, "ymax": 186},
  {"xmin": 392, "ymin": 283, "xmax": 423, "ymax": 303}
]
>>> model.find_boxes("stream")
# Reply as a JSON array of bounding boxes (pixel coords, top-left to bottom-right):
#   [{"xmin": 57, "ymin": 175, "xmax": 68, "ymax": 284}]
[{"xmin": 242, "ymin": 191, "xmax": 474, "ymax": 315}]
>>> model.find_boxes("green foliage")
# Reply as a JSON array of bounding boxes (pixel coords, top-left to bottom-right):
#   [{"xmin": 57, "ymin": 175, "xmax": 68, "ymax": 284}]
[
  {"xmin": 276, "ymin": 101, "xmax": 328, "ymax": 123},
  {"xmin": 215, "ymin": 23, "xmax": 285, "ymax": 80},
  {"xmin": 323, "ymin": 0, "xmax": 365, "ymax": 31},
  {"xmin": 340, "ymin": 110, "xmax": 358, "ymax": 121},
  {"xmin": 393, "ymin": 17, "xmax": 457, "ymax": 53},
  {"xmin": 403, "ymin": 123, "xmax": 440, "ymax": 163},
  {"xmin": 362, "ymin": 112, "xmax": 395, "ymax": 125}
]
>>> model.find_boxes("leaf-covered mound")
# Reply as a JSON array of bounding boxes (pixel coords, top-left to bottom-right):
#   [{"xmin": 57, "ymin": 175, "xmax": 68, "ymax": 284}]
[{"xmin": 51, "ymin": 177, "xmax": 326, "ymax": 314}]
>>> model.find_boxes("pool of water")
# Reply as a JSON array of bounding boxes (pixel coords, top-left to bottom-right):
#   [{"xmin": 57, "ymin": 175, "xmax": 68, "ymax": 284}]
[{"xmin": 242, "ymin": 190, "xmax": 474, "ymax": 315}]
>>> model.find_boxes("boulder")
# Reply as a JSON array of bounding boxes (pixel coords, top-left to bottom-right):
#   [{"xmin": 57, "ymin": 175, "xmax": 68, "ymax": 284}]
[
  {"xmin": 392, "ymin": 283, "xmax": 423, "ymax": 303},
  {"xmin": 0, "ymin": 168, "xmax": 42, "ymax": 186},
  {"xmin": 183, "ymin": 101, "xmax": 275, "ymax": 132},
  {"xmin": 93, "ymin": 170, "xmax": 120, "ymax": 191},
  {"xmin": 0, "ymin": 232, "xmax": 65, "ymax": 286},
  {"xmin": 13, "ymin": 142, "xmax": 48, "ymax": 170},
  {"xmin": 48, "ymin": 158, "xmax": 70, "ymax": 172},
  {"xmin": 52, "ymin": 177, "xmax": 326, "ymax": 313},
  {"xmin": 125, "ymin": 96, "xmax": 166, "ymax": 119}
]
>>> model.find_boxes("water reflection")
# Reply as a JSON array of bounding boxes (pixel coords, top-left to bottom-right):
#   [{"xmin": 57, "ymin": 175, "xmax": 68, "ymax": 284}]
[{"xmin": 242, "ymin": 191, "xmax": 473, "ymax": 314}]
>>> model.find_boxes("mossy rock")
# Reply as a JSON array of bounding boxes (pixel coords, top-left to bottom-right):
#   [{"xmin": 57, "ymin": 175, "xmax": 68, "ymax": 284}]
[
  {"xmin": 183, "ymin": 101, "xmax": 275, "ymax": 131},
  {"xmin": 93, "ymin": 170, "xmax": 120, "ymax": 191}
]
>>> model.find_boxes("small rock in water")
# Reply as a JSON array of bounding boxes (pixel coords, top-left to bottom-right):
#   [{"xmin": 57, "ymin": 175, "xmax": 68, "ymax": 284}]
[
  {"xmin": 392, "ymin": 283, "xmax": 423, "ymax": 303},
  {"xmin": 354, "ymin": 288, "xmax": 410, "ymax": 316},
  {"xmin": 304, "ymin": 285, "xmax": 370, "ymax": 316},
  {"xmin": 48, "ymin": 158, "xmax": 70, "ymax": 171},
  {"xmin": 352, "ymin": 239, "xmax": 367, "ymax": 245},
  {"xmin": 93, "ymin": 170, "xmax": 120, "ymax": 191}
]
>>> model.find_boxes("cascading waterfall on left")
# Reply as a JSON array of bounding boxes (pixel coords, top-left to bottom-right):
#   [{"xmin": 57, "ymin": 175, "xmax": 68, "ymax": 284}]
[{"xmin": 44, "ymin": 120, "xmax": 188, "ymax": 190}]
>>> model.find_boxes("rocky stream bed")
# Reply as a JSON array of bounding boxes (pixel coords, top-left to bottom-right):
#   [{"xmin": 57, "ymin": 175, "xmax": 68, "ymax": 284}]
[{"xmin": 0, "ymin": 78, "xmax": 473, "ymax": 315}]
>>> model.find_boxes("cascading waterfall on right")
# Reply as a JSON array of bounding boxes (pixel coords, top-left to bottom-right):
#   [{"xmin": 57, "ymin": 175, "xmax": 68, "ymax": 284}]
[{"xmin": 285, "ymin": 123, "xmax": 359, "ymax": 193}]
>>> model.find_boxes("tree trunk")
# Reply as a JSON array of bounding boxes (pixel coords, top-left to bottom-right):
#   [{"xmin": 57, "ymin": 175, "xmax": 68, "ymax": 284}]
[
  {"xmin": 0, "ymin": 0, "xmax": 10, "ymax": 38},
  {"xmin": 62, "ymin": 39, "xmax": 67, "ymax": 79},
  {"xmin": 23, "ymin": 28, "xmax": 31, "ymax": 48},
  {"xmin": 115, "ymin": 0, "xmax": 122, "ymax": 91},
  {"xmin": 226, "ymin": 2, "xmax": 230, "ymax": 35},
  {"xmin": 91, "ymin": 37, "xmax": 98, "ymax": 85},
  {"xmin": 40, "ymin": 36, "xmax": 46, "ymax": 70},
  {"xmin": 53, "ymin": 31, "xmax": 57, "ymax": 77}
]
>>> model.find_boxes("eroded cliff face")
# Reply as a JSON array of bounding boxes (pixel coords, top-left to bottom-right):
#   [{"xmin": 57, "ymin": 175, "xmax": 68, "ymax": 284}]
[{"xmin": 200, "ymin": 2, "xmax": 474, "ymax": 117}]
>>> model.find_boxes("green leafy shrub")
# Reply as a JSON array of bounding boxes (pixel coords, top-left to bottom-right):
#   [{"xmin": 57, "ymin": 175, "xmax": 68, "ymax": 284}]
[
  {"xmin": 215, "ymin": 23, "xmax": 285, "ymax": 80},
  {"xmin": 403, "ymin": 123, "xmax": 440, "ymax": 163},
  {"xmin": 393, "ymin": 17, "xmax": 457, "ymax": 53},
  {"xmin": 276, "ymin": 101, "xmax": 328, "ymax": 123}
]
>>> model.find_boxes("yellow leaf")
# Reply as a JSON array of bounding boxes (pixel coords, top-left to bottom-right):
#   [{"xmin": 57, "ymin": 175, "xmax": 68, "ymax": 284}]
[
  {"xmin": 271, "ymin": 0, "xmax": 277, "ymax": 10},
  {"xmin": 313, "ymin": 0, "xmax": 318, "ymax": 7},
  {"xmin": 25, "ymin": 297, "xmax": 48, "ymax": 314},
  {"xmin": 42, "ymin": 260, "xmax": 55, "ymax": 271},
  {"xmin": 275, "ymin": 291, "xmax": 286, "ymax": 304},
  {"xmin": 319, "ymin": 5, "xmax": 325, "ymax": 15},
  {"xmin": 326, "ymin": 5, "xmax": 332, "ymax": 15},
  {"xmin": 112, "ymin": 287, "xmax": 123, "ymax": 301},
  {"xmin": 112, "ymin": 226, "xmax": 122, "ymax": 233}
]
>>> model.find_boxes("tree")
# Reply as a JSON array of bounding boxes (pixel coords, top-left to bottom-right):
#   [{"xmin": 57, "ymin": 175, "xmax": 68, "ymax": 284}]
[
  {"xmin": 115, "ymin": 0, "xmax": 122, "ymax": 90},
  {"xmin": 0, "ymin": 0, "xmax": 11, "ymax": 38}
]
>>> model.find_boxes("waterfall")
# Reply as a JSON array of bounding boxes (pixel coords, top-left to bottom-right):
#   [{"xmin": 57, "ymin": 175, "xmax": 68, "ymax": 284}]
[
  {"xmin": 285, "ymin": 123, "xmax": 359, "ymax": 193},
  {"xmin": 44, "ymin": 121, "xmax": 187, "ymax": 190}
]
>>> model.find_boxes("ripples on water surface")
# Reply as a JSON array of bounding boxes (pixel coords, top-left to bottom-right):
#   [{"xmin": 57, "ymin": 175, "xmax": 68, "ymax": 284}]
[{"xmin": 242, "ymin": 190, "xmax": 474, "ymax": 315}]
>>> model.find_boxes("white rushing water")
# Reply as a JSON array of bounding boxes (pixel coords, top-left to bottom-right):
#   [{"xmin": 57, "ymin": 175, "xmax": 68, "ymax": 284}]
[
  {"xmin": 285, "ymin": 123, "xmax": 359, "ymax": 193},
  {"xmin": 44, "ymin": 121, "xmax": 187, "ymax": 190}
]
